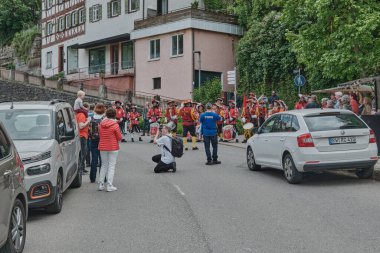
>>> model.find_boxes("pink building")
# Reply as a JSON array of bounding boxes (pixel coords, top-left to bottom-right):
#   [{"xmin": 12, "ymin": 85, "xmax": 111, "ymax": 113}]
[{"xmin": 132, "ymin": 8, "xmax": 243, "ymax": 101}]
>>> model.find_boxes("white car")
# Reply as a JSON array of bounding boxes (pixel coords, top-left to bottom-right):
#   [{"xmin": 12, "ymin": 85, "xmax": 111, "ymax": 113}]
[{"xmin": 247, "ymin": 109, "xmax": 378, "ymax": 184}]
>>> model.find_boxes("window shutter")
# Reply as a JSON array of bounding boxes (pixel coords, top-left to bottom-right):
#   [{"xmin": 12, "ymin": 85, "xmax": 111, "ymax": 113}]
[
  {"xmin": 125, "ymin": 0, "xmax": 129, "ymax": 13},
  {"xmin": 99, "ymin": 4, "xmax": 103, "ymax": 20},
  {"xmin": 107, "ymin": 2, "xmax": 111, "ymax": 18},
  {"xmin": 89, "ymin": 6, "xmax": 93, "ymax": 22},
  {"xmin": 117, "ymin": 0, "xmax": 121, "ymax": 15}
]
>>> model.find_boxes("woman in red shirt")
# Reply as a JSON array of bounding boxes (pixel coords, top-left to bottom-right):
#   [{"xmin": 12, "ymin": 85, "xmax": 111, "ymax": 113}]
[
  {"xmin": 98, "ymin": 108, "xmax": 123, "ymax": 192},
  {"xmin": 294, "ymin": 96, "xmax": 307, "ymax": 110},
  {"xmin": 350, "ymin": 93, "xmax": 359, "ymax": 115}
]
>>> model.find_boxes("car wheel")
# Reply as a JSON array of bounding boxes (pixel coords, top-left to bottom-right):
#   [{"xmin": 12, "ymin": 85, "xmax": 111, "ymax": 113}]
[
  {"xmin": 46, "ymin": 172, "xmax": 63, "ymax": 214},
  {"xmin": 282, "ymin": 154, "xmax": 302, "ymax": 184},
  {"xmin": 247, "ymin": 147, "xmax": 261, "ymax": 171},
  {"xmin": 355, "ymin": 166, "xmax": 374, "ymax": 179},
  {"xmin": 0, "ymin": 199, "xmax": 26, "ymax": 253},
  {"xmin": 70, "ymin": 158, "xmax": 82, "ymax": 188}
]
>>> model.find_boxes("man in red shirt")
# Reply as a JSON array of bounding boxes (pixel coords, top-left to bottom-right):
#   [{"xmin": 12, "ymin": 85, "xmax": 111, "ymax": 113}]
[
  {"xmin": 76, "ymin": 111, "xmax": 91, "ymax": 174},
  {"xmin": 115, "ymin": 101, "xmax": 126, "ymax": 142}
]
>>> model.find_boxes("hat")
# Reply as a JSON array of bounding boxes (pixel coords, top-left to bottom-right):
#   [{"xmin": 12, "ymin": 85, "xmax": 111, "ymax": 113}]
[
  {"xmin": 228, "ymin": 100, "xmax": 236, "ymax": 104},
  {"xmin": 163, "ymin": 121, "xmax": 176, "ymax": 131},
  {"xmin": 183, "ymin": 99, "xmax": 192, "ymax": 104},
  {"xmin": 197, "ymin": 103, "xmax": 205, "ymax": 109},
  {"xmin": 152, "ymin": 99, "xmax": 160, "ymax": 104},
  {"xmin": 115, "ymin": 100, "xmax": 122, "ymax": 105},
  {"xmin": 167, "ymin": 100, "xmax": 176, "ymax": 105},
  {"xmin": 216, "ymin": 98, "xmax": 224, "ymax": 102},
  {"xmin": 131, "ymin": 105, "xmax": 137, "ymax": 109}
]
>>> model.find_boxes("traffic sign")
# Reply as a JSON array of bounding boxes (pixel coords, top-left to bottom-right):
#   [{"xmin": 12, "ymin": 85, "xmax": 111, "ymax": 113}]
[
  {"xmin": 227, "ymin": 70, "xmax": 236, "ymax": 85},
  {"xmin": 294, "ymin": 74, "xmax": 306, "ymax": 87}
]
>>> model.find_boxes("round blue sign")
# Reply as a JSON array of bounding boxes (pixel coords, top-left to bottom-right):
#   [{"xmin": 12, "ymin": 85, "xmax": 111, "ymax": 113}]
[{"xmin": 294, "ymin": 75, "xmax": 306, "ymax": 87}]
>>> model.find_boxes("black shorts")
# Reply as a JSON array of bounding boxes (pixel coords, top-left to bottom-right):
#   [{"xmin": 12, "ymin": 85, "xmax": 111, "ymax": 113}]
[
  {"xmin": 129, "ymin": 125, "xmax": 139, "ymax": 133},
  {"xmin": 183, "ymin": 125, "xmax": 195, "ymax": 137}
]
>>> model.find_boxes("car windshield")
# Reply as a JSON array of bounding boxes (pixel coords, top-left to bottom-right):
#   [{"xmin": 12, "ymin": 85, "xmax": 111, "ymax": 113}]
[
  {"xmin": 304, "ymin": 113, "xmax": 367, "ymax": 132},
  {"xmin": 0, "ymin": 109, "xmax": 53, "ymax": 140}
]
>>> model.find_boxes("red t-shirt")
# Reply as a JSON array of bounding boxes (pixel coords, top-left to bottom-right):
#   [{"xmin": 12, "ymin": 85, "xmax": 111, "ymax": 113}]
[{"xmin": 76, "ymin": 113, "xmax": 89, "ymax": 139}]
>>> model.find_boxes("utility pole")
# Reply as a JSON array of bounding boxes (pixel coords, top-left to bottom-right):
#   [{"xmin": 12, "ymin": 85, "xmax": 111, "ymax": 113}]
[{"xmin": 193, "ymin": 51, "xmax": 201, "ymax": 101}]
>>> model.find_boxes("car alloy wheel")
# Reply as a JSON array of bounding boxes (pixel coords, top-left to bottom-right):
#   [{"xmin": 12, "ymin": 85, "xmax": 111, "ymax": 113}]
[
  {"xmin": 282, "ymin": 154, "xmax": 302, "ymax": 184},
  {"xmin": 247, "ymin": 147, "xmax": 261, "ymax": 171},
  {"xmin": 11, "ymin": 205, "xmax": 25, "ymax": 250}
]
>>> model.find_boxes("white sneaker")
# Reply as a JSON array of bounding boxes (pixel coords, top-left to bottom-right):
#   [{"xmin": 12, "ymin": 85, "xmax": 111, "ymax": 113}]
[
  {"xmin": 98, "ymin": 182, "xmax": 105, "ymax": 191},
  {"xmin": 107, "ymin": 185, "xmax": 117, "ymax": 192}
]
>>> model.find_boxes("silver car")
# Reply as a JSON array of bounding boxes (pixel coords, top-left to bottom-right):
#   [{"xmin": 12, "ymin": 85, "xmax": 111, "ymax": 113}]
[
  {"xmin": 0, "ymin": 122, "xmax": 27, "ymax": 253},
  {"xmin": 0, "ymin": 100, "xmax": 82, "ymax": 214}
]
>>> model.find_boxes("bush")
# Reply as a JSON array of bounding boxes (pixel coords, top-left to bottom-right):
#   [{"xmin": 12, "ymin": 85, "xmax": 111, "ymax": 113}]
[
  {"xmin": 12, "ymin": 25, "xmax": 40, "ymax": 62},
  {"xmin": 193, "ymin": 78, "xmax": 222, "ymax": 104}
]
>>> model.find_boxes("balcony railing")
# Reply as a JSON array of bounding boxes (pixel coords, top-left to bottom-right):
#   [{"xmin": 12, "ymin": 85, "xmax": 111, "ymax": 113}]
[{"xmin": 134, "ymin": 7, "xmax": 239, "ymax": 30}]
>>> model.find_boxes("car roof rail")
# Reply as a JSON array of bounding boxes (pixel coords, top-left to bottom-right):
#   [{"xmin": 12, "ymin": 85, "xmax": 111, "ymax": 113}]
[{"xmin": 50, "ymin": 99, "xmax": 66, "ymax": 105}]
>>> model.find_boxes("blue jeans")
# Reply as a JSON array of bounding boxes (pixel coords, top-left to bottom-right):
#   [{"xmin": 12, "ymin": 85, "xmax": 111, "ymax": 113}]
[
  {"xmin": 79, "ymin": 137, "xmax": 87, "ymax": 173},
  {"xmin": 203, "ymin": 135, "xmax": 218, "ymax": 161},
  {"xmin": 90, "ymin": 140, "xmax": 101, "ymax": 182}
]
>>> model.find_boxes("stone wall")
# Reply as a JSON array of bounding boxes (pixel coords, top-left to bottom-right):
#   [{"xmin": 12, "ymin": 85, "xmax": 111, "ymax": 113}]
[
  {"xmin": 0, "ymin": 46, "xmax": 14, "ymax": 67},
  {"xmin": 0, "ymin": 79, "xmax": 105, "ymax": 106}
]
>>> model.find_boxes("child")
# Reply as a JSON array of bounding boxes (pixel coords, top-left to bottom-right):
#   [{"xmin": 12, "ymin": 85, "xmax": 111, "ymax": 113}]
[{"xmin": 74, "ymin": 90, "xmax": 88, "ymax": 117}]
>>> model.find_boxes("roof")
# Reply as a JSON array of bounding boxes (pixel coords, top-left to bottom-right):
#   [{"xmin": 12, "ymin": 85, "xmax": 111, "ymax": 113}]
[
  {"xmin": 278, "ymin": 109, "xmax": 354, "ymax": 117},
  {"xmin": 0, "ymin": 101, "xmax": 69, "ymax": 110}
]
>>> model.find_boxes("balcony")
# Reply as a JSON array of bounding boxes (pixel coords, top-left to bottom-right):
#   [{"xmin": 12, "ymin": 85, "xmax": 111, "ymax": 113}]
[{"xmin": 134, "ymin": 7, "xmax": 239, "ymax": 30}]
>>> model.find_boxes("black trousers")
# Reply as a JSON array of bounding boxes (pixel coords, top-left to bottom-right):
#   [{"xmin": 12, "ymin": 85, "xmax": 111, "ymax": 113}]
[{"xmin": 152, "ymin": 154, "xmax": 174, "ymax": 173}]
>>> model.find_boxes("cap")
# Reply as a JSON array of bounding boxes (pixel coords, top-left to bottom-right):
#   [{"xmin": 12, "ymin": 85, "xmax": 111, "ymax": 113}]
[
  {"xmin": 183, "ymin": 99, "xmax": 192, "ymax": 104},
  {"xmin": 115, "ymin": 100, "xmax": 122, "ymax": 105},
  {"xmin": 205, "ymin": 103, "xmax": 212, "ymax": 109},
  {"xmin": 163, "ymin": 121, "xmax": 176, "ymax": 131}
]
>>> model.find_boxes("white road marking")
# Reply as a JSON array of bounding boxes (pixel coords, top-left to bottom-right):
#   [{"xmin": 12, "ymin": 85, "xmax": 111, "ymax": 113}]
[{"xmin": 173, "ymin": 184, "xmax": 185, "ymax": 196}]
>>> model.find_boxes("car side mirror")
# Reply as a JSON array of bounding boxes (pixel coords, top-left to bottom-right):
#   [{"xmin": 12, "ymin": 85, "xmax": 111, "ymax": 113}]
[{"xmin": 66, "ymin": 128, "xmax": 74, "ymax": 137}]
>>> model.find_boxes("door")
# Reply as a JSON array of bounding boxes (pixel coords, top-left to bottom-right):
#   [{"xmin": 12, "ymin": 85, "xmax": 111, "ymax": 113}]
[
  {"xmin": 57, "ymin": 110, "xmax": 69, "ymax": 182},
  {"xmin": 62, "ymin": 108, "xmax": 77, "ymax": 184},
  {"xmin": 254, "ymin": 115, "xmax": 279, "ymax": 164},
  {"xmin": 58, "ymin": 46, "xmax": 64, "ymax": 73},
  {"xmin": 157, "ymin": 0, "xmax": 168, "ymax": 15},
  {"xmin": 110, "ymin": 44, "xmax": 119, "ymax": 75},
  {"xmin": 267, "ymin": 114, "xmax": 294, "ymax": 167},
  {"xmin": 0, "ymin": 128, "xmax": 13, "ymax": 241}
]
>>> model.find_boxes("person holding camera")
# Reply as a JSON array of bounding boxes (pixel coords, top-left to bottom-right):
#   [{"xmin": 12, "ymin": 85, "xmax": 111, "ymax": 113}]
[{"xmin": 152, "ymin": 122, "xmax": 176, "ymax": 173}]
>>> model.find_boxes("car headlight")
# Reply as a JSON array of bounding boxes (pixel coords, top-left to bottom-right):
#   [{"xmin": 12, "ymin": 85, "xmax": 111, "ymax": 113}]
[
  {"xmin": 27, "ymin": 164, "xmax": 51, "ymax": 176},
  {"xmin": 22, "ymin": 151, "xmax": 51, "ymax": 165}
]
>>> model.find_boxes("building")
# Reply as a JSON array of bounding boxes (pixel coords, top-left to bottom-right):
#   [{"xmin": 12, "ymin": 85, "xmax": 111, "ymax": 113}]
[{"xmin": 40, "ymin": 0, "xmax": 243, "ymax": 102}]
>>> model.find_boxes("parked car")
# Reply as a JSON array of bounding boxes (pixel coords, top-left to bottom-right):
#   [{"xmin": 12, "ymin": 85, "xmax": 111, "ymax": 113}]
[
  {"xmin": 0, "ymin": 122, "xmax": 27, "ymax": 253},
  {"xmin": 247, "ymin": 109, "xmax": 378, "ymax": 184},
  {"xmin": 0, "ymin": 100, "xmax": 82, "ymax": 213}
]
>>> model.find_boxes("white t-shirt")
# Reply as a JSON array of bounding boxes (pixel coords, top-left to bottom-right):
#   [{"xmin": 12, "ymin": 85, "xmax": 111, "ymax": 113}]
[{"xmin": 157, "ymin": 135, "xmax": 175, "ymax": 164}]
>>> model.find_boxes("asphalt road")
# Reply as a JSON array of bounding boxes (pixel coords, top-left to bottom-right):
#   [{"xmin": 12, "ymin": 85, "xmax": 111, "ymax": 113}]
[{"xmin": 25, "ymin": 137, "xmax": 380, "ymax": 253}]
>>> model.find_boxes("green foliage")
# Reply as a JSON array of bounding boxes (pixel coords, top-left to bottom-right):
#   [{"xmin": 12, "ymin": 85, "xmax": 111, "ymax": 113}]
[
  {"xmin": 12, "ymin": 25, "xmax": 41, "ymax": 62},
  {"xmin": 193, "ymin": 78, "xmax": 222, "ymax": 104},
  {"xmin": 47, "ymin": 72, "xmax": 65, "ymax": 81},
  {"xmin": 283, "ymin": 0, "xmax": 380, "ymax": 89},
  {"xmin": 176, "ymin": 118, "xmax": 184, "ymax": 135},
  {"xmin": 0, "ymin": 0, "xmax": 40, "ymax": 46}
]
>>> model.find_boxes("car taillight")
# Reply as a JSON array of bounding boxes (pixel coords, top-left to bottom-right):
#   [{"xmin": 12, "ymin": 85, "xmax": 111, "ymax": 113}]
[
  {"xmin": 369, "ymin": 129, "xmax": 376, "ymax": 143},
  {"xmin": 16, "ymin": 154, "xmax": 24, "ymax": 179},
  {"xmin": 297, "ymin": 133, "xmax": 315, "ymax": 147}
]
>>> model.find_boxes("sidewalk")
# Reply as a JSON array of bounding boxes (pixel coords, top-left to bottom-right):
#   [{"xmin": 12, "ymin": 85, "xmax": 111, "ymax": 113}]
[{"xmin": 219, "ymin": 135, "xmax": 380, "ymax": 181}]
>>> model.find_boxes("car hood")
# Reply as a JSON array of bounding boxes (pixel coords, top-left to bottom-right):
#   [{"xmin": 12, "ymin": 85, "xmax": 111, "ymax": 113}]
[{"xmin": 13, "ymin": 139, "xmax": 55, "ymax": 159}]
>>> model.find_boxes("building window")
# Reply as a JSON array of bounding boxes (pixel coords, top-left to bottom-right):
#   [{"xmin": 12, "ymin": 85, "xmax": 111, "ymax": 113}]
[
  {"xmin": 46, "ymin": 22, "xmax": 54, "ymax": 35},
  {"xmin": 171, "ymin": 34, "xmax": 183, "ymax": 57},
  {"xmin": 67, "ymin": 47, "xmax": 79, "ymax": 74},
  {"xmin": 79, "ymin": 8, "xmax": 86, "ymax": 24},
  {"xmin": 126, "ymin": 0, "xmax": 140, "ymax": 13},
  {"xmin": 108, "ymin": 0, "xmax": 121, "ymax": 18},
  {"xmin": 89, "ymin": 47, "xmax": 106, "ymax": 74},
  {"xmin": 153, "ymin": 77, "xmax": 161, "ymax": 90},
  {"xmin": 72, "ymin": 11, "xmax": 79, "ymax": 26},
  {"xmin": 58, "ymin": 17, "xmax": 65, "ymax": 32},
  {"xmin": 65, "ymin": 14, "xmax": 72, "ymax": 29},
  {"xmin": 149, "ymin": 39, "xmax": 160, "ymax": 60},
  {"xmin": 89, "ymin": 4, "xmax": 102, "ymax": 22},
  {"xmin": 57, "ymin": 0, "xmax": 64, "ymax": 4},
  {"xmin": 121, "ymin": 42, "xmax": 134, "ymax": 69},
  {"xmin": 46, "ymin": 52, "xmax": 52, "ymax": 69},
  {"xmin": 46, "ymin": 0, "xmax": 54, "ymax": 9}
]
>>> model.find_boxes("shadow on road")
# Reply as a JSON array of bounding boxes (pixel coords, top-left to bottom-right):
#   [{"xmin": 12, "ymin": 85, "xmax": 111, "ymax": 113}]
[{"xmin": 250, "ymin": 167, "xmax": 373, "ymax": 187}]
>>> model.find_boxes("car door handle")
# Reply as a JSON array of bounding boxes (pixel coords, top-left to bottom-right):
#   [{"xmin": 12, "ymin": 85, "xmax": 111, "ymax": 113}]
[
  {"xmin": 3, "ymin": 170, "xmax": 12, "ymax": 177},
  {"xmin": 280, "ymin": 138, "xmax": 286, "ymax": 142},
  {"xmin": 264, "ymin": 139, "xmax": 269, "ymax": 141}
]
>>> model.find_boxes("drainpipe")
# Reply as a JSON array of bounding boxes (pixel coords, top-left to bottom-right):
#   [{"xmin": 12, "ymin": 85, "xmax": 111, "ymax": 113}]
[
  {"xmin": 192, "ymin": 29, "xmax": 195, "ymax": 101},
  {"xmin": 143, "ymin": 0, "xmax": 145, "ymax": 19}
]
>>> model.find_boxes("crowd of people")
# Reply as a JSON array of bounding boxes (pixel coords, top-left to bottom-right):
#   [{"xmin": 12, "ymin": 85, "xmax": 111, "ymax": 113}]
[{"xmin": 72, "ymin": 88, "xmax": 377, "ymax": 190}]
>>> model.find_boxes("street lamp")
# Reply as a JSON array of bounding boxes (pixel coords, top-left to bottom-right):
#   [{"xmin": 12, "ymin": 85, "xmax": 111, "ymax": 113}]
[{"xmin": 193, "ymin": 51, "xmax": 201, "ymax": 100}]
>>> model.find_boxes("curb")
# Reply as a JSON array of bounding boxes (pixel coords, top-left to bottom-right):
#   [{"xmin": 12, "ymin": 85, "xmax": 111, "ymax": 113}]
[{"xmin": 218, "ymin": 141, "xmax": 246, "ymax": 149}]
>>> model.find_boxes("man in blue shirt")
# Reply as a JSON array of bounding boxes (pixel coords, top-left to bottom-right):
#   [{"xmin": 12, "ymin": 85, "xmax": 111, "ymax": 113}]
[{"xmin": 200, "ymin": 103, "xmax": 222, "ymax": 165}]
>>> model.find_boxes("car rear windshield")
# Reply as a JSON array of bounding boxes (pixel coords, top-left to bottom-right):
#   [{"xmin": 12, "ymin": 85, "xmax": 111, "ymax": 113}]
[
  {"xmin": 304, "ymin": 113, "xmax": 367, "ymax": 132},
  {"xmin": 0, "ymin": 110, "xmax": 53, "ymax": 140}
]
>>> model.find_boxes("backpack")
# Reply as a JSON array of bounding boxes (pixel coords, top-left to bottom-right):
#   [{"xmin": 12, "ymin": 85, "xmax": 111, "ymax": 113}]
[
  {"xmin": 89, "ymin": 116, "xmax": 104, "ymax": 141},
  {"xmin": 164, "ymin": 136, "xmax": 184, "ymax": 158}
]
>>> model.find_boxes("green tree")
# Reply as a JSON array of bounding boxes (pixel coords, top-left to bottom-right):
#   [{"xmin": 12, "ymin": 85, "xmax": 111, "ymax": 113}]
[
  {"xmin": 12, "ymin": 25, "xmax": 41, "ymax": 62},
  {"xmin": 283, "ymin": 0, "xmax": 380, "ymax": 89},
  {"xmin": 193, "ymin": 78, "xmax": 222, "ymax": 104},
  {"xmin": 0, "ymin": 0, "xmax": 40, "ymax": 46}
]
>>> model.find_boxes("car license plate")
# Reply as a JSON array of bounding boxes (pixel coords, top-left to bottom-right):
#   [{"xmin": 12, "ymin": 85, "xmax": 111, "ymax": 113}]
[{"xmin": 329, "ymin": 136, "xmax": 356, "ymax": 145}]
